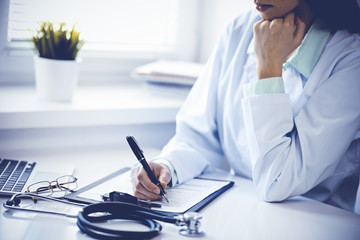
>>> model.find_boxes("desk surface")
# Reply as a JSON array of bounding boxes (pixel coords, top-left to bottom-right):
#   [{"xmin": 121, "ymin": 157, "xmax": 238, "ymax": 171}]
[{"xmin": 1, "ymin": 146, "xmax": 360, "ymax": 240}]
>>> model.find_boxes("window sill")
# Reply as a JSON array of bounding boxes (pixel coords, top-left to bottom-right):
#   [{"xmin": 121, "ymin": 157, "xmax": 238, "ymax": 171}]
[{"xmin": 0, "ymin": 82, "xmax": 188, "ymax": 130}]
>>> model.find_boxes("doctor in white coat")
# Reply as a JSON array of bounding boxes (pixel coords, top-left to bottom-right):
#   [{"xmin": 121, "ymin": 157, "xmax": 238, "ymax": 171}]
[{"xmin": 131, "ymin": 0, "xmax": 360, "ymax": 213}]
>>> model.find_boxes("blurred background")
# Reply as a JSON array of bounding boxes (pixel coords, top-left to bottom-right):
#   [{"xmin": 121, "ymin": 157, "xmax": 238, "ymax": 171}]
[
  {"xmin": 0, "ymin": 0, "xmax": 252, "ymax": 154},
  {"xmin": 0, "ymin": 0, "xmax": 252, "ymax": 84}
]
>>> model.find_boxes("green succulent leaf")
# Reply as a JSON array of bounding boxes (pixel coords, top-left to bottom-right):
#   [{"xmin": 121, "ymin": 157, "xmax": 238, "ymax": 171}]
[{"xmin": 31, "ymin": 21, "xmax": 84, "ymax": 60}]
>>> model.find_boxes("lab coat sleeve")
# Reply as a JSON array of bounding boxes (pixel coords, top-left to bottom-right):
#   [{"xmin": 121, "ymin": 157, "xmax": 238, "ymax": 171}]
[
  {"xmin": 243, "ymin": 77, "xmax": 285, "ymax": 97},
  {"xmin": 156, "ymin": 24, "xmax": 233, "ymax": 184},
  {"xmin": 241, "ymin": 52, "xmax": 360, "ymax": 202}
]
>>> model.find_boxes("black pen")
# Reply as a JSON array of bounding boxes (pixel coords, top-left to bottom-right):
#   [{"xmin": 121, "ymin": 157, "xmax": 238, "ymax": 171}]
[{"xmin": 126, "ymin": 136, "xmax": 169, "ymax": 203}]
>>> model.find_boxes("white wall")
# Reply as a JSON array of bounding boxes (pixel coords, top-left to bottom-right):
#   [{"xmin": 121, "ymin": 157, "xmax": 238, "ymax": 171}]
[{"xmin": 197, "ymin": 0, "xmax": 253, "ymax": 63}]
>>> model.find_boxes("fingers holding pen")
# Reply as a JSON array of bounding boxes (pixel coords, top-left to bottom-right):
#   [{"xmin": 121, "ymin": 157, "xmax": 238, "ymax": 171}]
[
  {"xmin": 152, "ymin": 162, "xmax": 172, "ymax": 190},
  {"xmin": 131, "ymin": 165, "xmax": 162, "ymax": 200},
  {"xmin": 131, "ymin": 161, "xmax": 171, "ymax": 201}
]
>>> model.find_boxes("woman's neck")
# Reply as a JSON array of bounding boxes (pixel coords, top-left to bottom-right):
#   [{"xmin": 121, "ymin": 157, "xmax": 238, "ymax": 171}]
[{"xmin": 295, "ymin": 2, "xmax": 315, "ymax": 33}]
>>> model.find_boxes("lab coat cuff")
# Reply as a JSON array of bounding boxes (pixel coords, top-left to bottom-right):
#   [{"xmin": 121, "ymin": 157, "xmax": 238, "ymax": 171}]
[
  {"xmin": 243, "ymin": 77, "xmax": 285, "ymax": 98},
  {"xmin": 153, "ymin": 158, "xmax": 178, "ymax": 188}
]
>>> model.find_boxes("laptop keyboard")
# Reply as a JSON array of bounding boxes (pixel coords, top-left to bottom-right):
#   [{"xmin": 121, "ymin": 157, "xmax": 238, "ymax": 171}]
[{"xmin": 0, "ymin": 158, "xmax": 36, "ymax": 193}]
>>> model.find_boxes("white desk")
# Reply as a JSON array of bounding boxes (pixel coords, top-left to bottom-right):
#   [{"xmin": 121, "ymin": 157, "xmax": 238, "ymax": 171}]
[{"xmin": 1, "ymin": 146, "xmax": 360, "ymax": 240}]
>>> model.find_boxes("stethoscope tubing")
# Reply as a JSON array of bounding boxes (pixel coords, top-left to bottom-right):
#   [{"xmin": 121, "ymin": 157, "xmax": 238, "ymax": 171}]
[
  {"xmin": 77, "ymin": 210, "xmax": 162, "ymax": 240},
  {"xmin": 3, "ymin": 203, "xmax": 79, "ymax": 218},
  {"xmin": 3, "ymin": 193, "xmax": 205, "ymax": 239},
  {"xmin": 81, "ymin": 201, "xmax": 177, "ymax": 223},
  {"xmin": 3, "ymin": 192, "xmax": 87, "ymax": 217},
  {"xmin": 77, "ymin": 202, "xmax": 169, "ymax": 239},
  {"xmin": 3, "ymin": 193, "xmax": 174, "ymax": 239}
]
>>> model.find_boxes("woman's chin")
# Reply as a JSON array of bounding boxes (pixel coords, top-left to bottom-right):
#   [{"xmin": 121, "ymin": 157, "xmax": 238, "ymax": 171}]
[
  {"xmin": 257, "ymin": 7, "xmax": 294, "ymax": 21},
  {"xmin": 259, "ymin": 12, "xmax": 283, "ymax": 21},
  {"xmin": 259, "ymin": 12, "xmax": 287, "ymax": 20}
]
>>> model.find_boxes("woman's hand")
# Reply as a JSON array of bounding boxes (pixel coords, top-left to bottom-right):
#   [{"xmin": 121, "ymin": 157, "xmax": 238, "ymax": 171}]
[
  {"xmin": 131, "ymin": 161, "xmax": 171, "ymax": 200},
  {"xmin": 253, "ymin": 12, "xmax": 306, "ymax": 79}
]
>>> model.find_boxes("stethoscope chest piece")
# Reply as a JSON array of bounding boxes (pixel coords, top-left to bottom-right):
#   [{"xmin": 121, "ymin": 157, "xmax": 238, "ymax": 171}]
[{"xmin": 177, "ymin": 212, "xmax": 205, "ymax": 237}]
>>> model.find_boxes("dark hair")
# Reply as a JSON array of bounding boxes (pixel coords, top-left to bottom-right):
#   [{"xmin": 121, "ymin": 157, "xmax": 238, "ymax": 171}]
[{"xmin": 305, "ymin": 0, "xmax": 360, "ymax": 34}]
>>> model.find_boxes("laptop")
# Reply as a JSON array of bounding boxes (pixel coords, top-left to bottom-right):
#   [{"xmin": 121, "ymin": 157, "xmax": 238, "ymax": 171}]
[{"xmin": 0, "ymin": 157, "xmax": 73, "ymax": 197}]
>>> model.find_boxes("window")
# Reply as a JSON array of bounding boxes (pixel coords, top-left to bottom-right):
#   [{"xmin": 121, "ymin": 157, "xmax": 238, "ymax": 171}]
[
  {"xmin": 0, "ymin": 0, "xmax": 199, "ymax": 84},
  {"xmin": 8, "ymin": 0, "xmax": 180, "ymax": 52}
]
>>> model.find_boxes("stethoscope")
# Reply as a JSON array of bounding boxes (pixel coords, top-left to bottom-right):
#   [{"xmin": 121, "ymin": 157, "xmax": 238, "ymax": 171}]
[{"xmin": 3, "ymin": 193, "xmax": 205, "ymax": 239}]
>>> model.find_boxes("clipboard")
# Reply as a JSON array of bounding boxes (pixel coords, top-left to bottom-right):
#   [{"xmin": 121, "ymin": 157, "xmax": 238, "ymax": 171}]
[
  {"xmin": 64, "ymin": 167, "xmax": 131, "ymax": 204},
  {"xmin": 64, "ymin": 167, "xmax": 234, "ymax": 215},
  {"xmin": 184, "ymin": 177, "xmax": 234, "ymax": 214}
]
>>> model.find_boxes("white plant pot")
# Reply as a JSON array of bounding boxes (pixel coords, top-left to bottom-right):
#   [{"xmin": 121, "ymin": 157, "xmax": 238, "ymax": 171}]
[{"xmin": 33, "ymin": 55, "xmax": 80, "ymax": 102}]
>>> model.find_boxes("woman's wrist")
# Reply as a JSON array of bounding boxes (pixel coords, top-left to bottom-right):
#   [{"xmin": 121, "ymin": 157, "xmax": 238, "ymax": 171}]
[{"xmin": 256, "ymin": 62, "xmax": 282, "ymax": 79}]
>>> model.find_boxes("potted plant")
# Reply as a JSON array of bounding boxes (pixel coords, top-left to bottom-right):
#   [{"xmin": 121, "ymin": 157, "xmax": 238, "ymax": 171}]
[{"xmin": 32, "ymin": 22, "xmax": 84, "ymax": 102}]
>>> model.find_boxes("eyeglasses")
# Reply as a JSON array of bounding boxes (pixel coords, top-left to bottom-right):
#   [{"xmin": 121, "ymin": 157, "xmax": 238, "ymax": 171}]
[{"xmin": 26, "ymin": 175, "xmax": 78, "ymax": 198}]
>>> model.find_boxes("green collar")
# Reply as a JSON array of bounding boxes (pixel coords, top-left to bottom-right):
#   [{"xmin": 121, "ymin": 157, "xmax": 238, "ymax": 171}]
[{"xmin": 283, "ymin": 20, "xmax": 331, "ymax": 78}]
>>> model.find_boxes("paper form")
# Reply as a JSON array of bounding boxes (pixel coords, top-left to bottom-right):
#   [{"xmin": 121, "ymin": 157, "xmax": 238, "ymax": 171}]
[{"xmin": 78, "ymin": 170, "xmax": 229, "ymax": 213}]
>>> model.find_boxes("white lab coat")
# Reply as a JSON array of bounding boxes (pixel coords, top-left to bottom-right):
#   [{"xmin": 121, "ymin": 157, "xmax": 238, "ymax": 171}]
[{"xmin": 158, "ymin": 10, "xmax": 360, "ymax": 212}]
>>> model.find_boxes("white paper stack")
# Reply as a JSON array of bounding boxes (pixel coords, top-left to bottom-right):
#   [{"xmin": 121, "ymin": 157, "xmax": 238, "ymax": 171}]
[{"xmin": 131, "ymin": 60, "xmax": 205, "ymax": 86}]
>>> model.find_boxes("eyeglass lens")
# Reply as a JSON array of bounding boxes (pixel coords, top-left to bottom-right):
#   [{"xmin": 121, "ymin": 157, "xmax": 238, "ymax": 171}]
[
  {"xmin": 56, "ymin": 175, "xmax": 78, "ymax": 192},
  {"xmin": 26, "ymin": 175, "xmax": 78, "ymax": 197}
]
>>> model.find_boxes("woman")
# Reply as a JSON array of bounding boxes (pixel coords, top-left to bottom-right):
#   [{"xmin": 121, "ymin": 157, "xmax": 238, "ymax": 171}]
[{"xmin": 131, "ymin": 0, "xmax": 360, "ymax": 213}]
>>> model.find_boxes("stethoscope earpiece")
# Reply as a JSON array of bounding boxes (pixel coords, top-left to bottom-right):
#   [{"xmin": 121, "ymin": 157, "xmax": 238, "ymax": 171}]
[{"xmin": 5, "ymin": 194, "xmax": 21, "ymax": 206}]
